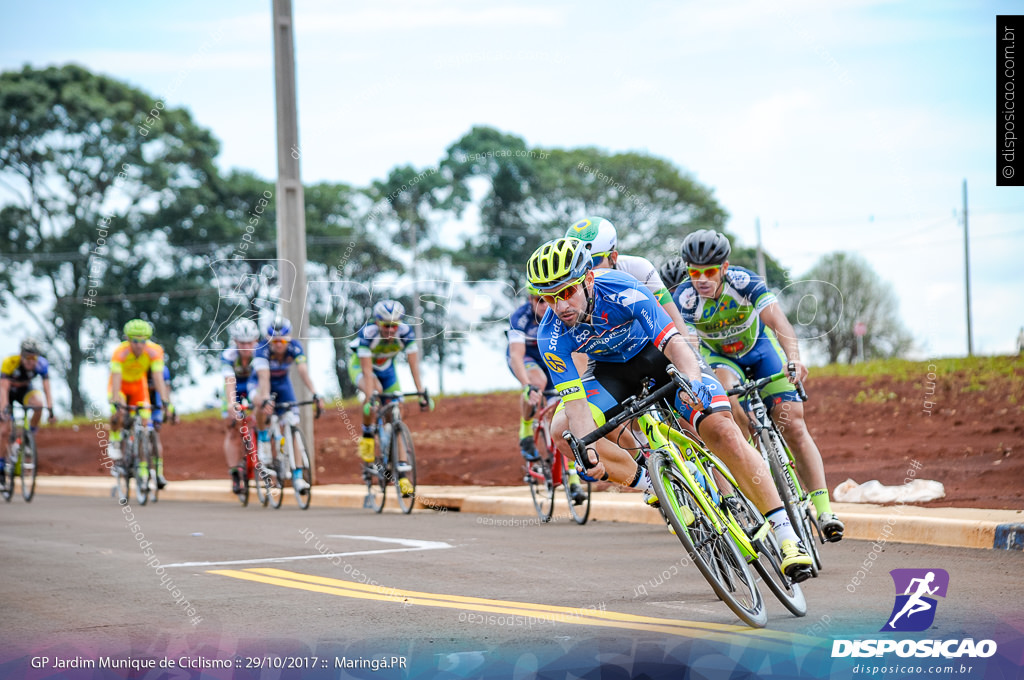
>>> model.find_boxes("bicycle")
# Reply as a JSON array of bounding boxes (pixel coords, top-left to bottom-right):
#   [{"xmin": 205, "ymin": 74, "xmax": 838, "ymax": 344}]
[
  {"xmin": 727, "ymin": 366, "xmax": 823, "ymax": 575},
  {"xmin": 1, "ymin": 404, "xmax": 42, "ymax": 502},
  {"xmin": 259, "ymin": 398, "xmax": 321, "ymax": 510},
  {"xmin": 524, "ymin": 390, "xmax": 592, "ymax": 524},
  {"xmin": 229, "ymin": 401, "xmax": 259, "ymax": 507},
  {"xmin": 564, "ymin": 366, "xmax": 807, "ymax": 628},
  {"xmin": 112, "ymin": 404, "xmax": 159, "ymax": 506},
  {"xmin": 363, "ymin": 391, "xmax": 426, "ymax": 515}
]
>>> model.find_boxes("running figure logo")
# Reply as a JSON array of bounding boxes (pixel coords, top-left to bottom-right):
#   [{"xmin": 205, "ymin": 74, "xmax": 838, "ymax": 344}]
[{"xmin": 881, "ymin": 568, "xmax": 949, "ymax": 632}]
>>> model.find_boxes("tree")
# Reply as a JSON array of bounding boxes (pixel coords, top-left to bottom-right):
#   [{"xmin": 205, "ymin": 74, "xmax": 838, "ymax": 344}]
[
  {"xmin": 0, "ymin": 65, "xmax": 220, "ymax": 414},
  {"xmin": 786, "ymin": 252, "xmax": 913, "ymax": 364}
]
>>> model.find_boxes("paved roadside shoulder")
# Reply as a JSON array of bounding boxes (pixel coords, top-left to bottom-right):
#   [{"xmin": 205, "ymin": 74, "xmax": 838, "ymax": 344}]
[{"xmin": 30, "ymin": 477, "xmax": 1024, "ymax": 550}]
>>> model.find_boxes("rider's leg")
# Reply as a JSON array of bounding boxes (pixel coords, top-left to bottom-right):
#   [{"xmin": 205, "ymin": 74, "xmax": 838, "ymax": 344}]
[
  {"xmin": 357, "ymin": 370, "xmax": 383, "ymax": 464},
  {"xmin": 518, "ymin": 364, "xmax": 548, "ymax": 461},
  {"xmin": 26, "ymin": 390, "xmax": 44, "ymax": 430}
]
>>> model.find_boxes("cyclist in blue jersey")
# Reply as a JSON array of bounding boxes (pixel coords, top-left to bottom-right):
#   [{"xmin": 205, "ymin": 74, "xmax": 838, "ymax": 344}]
[
  {"xmin": 221, "ymin": 318, "xmax": 260, "ymax": 494},
  {"xmin": 528, "ymin": 237, "xmax": 813, "ymax": 580},
  {"xmin": 350, "ymin": 300, "xmax": 430, "ymax": 497},
  {"xmin": 249, "ymin": 316, "xmax": 324, "ymax": 495},
  {"xmin": 507, "ymin": 292, "xmax": 587, "ymax": 504},
  {"xmin": 674, "ymin": 229, "xmax": 843, "ymax": 542}
]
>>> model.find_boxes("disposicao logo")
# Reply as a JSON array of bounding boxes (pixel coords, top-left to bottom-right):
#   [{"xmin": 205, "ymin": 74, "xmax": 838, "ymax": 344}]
[
  {"xmin": 831, "ymin": 568, "xmax": 997, "ymax": 659},
  {"xmin": 882, "ymin": 568, "xmax": 948, "ymax": 632}
]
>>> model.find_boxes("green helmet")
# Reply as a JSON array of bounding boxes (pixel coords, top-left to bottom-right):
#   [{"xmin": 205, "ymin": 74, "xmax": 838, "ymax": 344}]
[
  {"xmin": 526, "ymin": 238, "xmax": 593, "ymax": 293},
  {"xmin": 123, "ymin": 318, "xmax": 153, "ymax": 339},
  {"xmin": 565, "ymin": 216, "xmax": 617, "ymax": 257}
]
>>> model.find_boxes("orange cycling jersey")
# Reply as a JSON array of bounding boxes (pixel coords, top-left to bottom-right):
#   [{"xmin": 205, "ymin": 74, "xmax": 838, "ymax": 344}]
[{"xmin": 110, "ymin": 341, "xmax": 165, "ymax": 383}]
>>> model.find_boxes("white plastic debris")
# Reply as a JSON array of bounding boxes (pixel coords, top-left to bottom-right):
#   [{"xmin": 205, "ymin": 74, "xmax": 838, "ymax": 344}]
[{"xmin": 833, "ymin": 478, "xmax": 946, "ymax": 504}]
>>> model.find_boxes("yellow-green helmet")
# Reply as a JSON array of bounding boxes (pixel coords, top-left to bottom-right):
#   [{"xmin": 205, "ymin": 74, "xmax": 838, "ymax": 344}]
[
  {"xmin": 123, "ymin": 318, "xmax": 153, "ymax": 339},
  {"xmin": 526, "ymin": 238, "xmax": 593, "ymax": 293}
]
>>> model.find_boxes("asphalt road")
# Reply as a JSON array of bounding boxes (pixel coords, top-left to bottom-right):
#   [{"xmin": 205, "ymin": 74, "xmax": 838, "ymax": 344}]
[{"xmin": 1, "ymin": 495, "xmax": 1022, "ymax": 678}]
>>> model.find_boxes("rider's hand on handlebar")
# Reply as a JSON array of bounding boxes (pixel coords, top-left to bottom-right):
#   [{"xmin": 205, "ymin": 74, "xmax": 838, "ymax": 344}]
[
  {"xmin": 47, "ymin": 407, "xmax": 57, "ymax": 424},
  {"xmin": 523, "ymin": 384, "xmax": 544, "ymax": 410},
  {"xmin": 261, "ymin": 399, "xmax": 275, "ymax": 416},
  {"xmin": 788, "ymin": 360, "xmax": 808, "ymax": 384},
  {"xmin": 419, "ymin": 394, "xmax": 434, "ymax": 412}
]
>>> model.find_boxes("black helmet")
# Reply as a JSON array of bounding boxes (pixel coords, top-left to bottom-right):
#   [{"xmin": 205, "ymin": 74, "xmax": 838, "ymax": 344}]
[
  {"xmin": 659, "ymin": 257, "xmax": 688, "ymax": 290},
  {"xmin": 681, "ymin": 229, "xmax": 731, "ymax": 265}
]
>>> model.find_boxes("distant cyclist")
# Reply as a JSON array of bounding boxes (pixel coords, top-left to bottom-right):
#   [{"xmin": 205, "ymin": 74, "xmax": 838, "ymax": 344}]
[
  {"xmin": 565, "ymin": 216, "xmax": 689, "ymax": 335},
  {"xmin": 146, "ymin": 362, "xmax": 175, "ymax": 473},
  {"xmin": 527, "ymin": 237, "xmax": 813, "ymax": 581},
  {"xmin": 221, "ymin": 318, "xmax": 260, "ymax": 494},
  {"xmin": 349, "ymin": 300, "xmax": 430, "ymax": 498},
  {"xmin": 108, "ymin": 319, "xmax": 172, "ymax": 489},
  {"xmin": 674, "ymin": 229, "xmax": 843, "ymax": 542},
  {"xmin": 249, "ymin": 317, "xmax": 324, "ymax": 496},
  {"xmin": 0, "ymin": 338, "xmax": 56, "ymax": 485},
  {"xmin": 507, "ymin": 291, "xmax": 586, "ymax": 504}
]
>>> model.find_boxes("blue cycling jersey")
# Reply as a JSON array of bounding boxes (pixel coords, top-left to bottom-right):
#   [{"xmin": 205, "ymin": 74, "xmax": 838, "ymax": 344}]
[
  {"xmin": 507, "ymin": 301, "xmax": 544, "ymax": 363},
  {"xmin": 536, "ymin": 269, "xmax": 678, "ymax": 402},
  {"xmin": 251, "ymin": 339, "xmax": 306, "ymax": 381}
]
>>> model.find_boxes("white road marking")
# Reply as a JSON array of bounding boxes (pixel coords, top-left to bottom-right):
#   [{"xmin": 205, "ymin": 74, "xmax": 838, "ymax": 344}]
[{"xmin": 164, "ymin": 534, "xmax": 453, "ymax": 568}]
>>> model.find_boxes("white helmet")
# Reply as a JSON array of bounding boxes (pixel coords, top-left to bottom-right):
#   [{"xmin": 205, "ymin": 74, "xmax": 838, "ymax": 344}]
[
  {"xmin": 565, "ymin": 216, "xmax": 617, "ymax": 256},
  {"xmin": 373, "ymin": 299, "xmax": 405, "ymax": 324},
  {"xmin": 230, "ymin": 318, "xmax": 260, "ymax": 342}
]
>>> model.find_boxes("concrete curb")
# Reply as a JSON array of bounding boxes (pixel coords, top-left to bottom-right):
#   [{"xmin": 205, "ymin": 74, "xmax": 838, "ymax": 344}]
[{"xmin": 31, "ymin": 477, "xmax": 1024, "ymax": 550}]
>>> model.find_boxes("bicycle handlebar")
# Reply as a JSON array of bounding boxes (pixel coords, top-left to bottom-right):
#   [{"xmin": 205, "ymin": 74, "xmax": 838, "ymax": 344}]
[
  {"xmin": 263, "ymin": 399, "xmax": 323, "ymax": 419},
  {"xmin": 725, "ymin": 363, "xmax": 808, "ymax": 401}
]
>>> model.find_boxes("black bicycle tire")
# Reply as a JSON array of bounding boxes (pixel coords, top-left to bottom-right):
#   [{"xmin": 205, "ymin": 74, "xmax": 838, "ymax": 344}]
[
  {"xmin": 528, "ymin": 428, "xmax": 555, "ymax": 522},
  {"xmin": 291, "ymin": 425, "xmax": 312, "ymax": 510},
  {"xmin": 561, "ymin": 455, "xmax": 591, "ymax": 525},
  {"xmin": 392, "ymin": 422, "xmax": 417, "ymax": 514},
  {"xmin": 21, "ymin": 431, "xmax": 37, "ymax": 502},
  {"xmin": 647, "ymin": 449, "xmax": 767, "ymax": 628},
  {"xmin": 761, "ymin": 429, "xmax": 818, "ymax": 575},
  {"xmin": 149, "ymin": 431, "xmax": 160, "ymax": 504},
  {"xmin": 727, "ymin": 488, "xmax": 807, "ymax": 617},
  {"xmin": 133, "ymin": 432, "xmax": 150, "ymax": 506},
  {"xmin": 255, "ymin": 457, "xmax": 272, "ymax": 507},
  {"xmin": 2, "ymin": 442, "xmax": 15, "ymax": 501}
]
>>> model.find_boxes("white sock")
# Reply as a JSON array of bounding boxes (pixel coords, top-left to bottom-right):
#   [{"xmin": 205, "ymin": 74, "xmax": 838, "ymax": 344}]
[{"xmin": 766, "ymin": 508, "xmax": 798, "ymax": 543}]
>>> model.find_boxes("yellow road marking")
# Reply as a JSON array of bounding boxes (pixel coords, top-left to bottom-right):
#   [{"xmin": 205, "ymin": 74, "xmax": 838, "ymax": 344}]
[{"xmin": 209, "ymin": 567, "xmax": 811, "ymax": 649}]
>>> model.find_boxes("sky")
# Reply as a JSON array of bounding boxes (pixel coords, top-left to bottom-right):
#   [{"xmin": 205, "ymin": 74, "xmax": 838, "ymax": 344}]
[{"xmin": 1, "ymin": 0, "xmax": 1022, "ymax": 409}]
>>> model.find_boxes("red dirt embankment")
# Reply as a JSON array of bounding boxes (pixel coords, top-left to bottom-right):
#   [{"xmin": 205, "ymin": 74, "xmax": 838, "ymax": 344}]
[{"xmin": 35, "ymin": 359, "xmax": 1024, "ymax": 510}]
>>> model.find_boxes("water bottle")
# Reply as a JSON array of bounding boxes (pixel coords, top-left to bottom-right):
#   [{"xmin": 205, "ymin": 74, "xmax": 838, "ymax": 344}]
[
  {"xmin": 685, "ymin": 460, "xmax": 719, "ymax": 505},
  {"xmin": 380, "ymin": 424, "xmax": 392, "ymax": 455}
]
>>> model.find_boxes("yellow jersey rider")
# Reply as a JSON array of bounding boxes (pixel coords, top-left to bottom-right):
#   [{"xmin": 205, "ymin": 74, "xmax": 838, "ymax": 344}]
[
  {"xmin": 0, "ymin": 338, "xmax": 57, "ymax": 483},
  {"xmin": 107, "ymin": 319, "xmax": 173, "ymax": 489}
]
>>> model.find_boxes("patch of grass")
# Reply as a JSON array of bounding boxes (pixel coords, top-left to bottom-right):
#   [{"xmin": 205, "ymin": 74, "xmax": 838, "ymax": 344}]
[{"xmin": 852, "ymin": 388, "xmax": 899, "ymax": 404}]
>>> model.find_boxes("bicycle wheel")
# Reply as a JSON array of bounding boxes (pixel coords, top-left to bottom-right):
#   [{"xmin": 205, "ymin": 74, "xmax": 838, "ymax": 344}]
[
  {"xmin": 238, "ymin": 450, "xmax": 251, "ymax": 508},
  {"xmin": 133, "ymin": 434, "xmax": 150, "ymax": 506},
  {"xmin": 268, "ymin": 457, "xmax": 285, "ymax": 509},
  {"xmin": 526, "ymin": 440, "xmax": 555, "ymax": 523},
  {"xmin": 254, "ymin": 457, "xmax": 272, "ymax": 508},
  {"xmin": 148, "ymin": 431, "xmax": 161, "ymax": 504},
  {"xmin": 761, "ymin": 430, "xmax": 818, "ymax": 576},
  {"xmin": 115, "ymin": 443, "xmax": 131, "ymax": 504},
  {"xmin": 2, "ymin": 444, "xmax": 16, "ymax": 501},
  {"xmin": 647, "ymin": 449, "xmax": 767, "ymax": 628},
  {"xmin": 726, "ymin": 489, "xmax": 807, "ymax": 617},
  {"xmin": 560, "ymin": 455, "xmax": 591, "ymax": 525},
  {"xmin": 291, "ymin": 426, "xmax": 312, "ymax": 510},
  {"xmin": 803, "ymin": 504, "xmax": 824, "ymax": 572},
  {"xmin": 392, "ymin": 422, "xmax": 417, "ymax": 514},
  {"xmin": 21, "ymin": 431, "xmax": 37, "ymax": 502}
]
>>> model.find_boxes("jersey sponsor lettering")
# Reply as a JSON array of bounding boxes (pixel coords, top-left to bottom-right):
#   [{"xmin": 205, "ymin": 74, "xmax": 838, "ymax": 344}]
[
  {"xmin": 673, "ymin": 265, "xmax": 775, "ymax": 358},
  {"xmin": 349, "ymin": 322, "xmax": 416, "ymax": 373}
]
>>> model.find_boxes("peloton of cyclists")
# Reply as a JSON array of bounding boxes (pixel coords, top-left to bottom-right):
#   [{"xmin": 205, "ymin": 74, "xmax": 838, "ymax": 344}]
[
  {"xmin": 349, "ymin": 300, "xmax": 430, "ymax": 498},
  {"xmin": 107, "ymin": 319, "xmax": 173, "ymax": 489},
  {"xmin": 526, "ymin": 236, "xmax": 814, "ymax": 581},
  {"xmin": 249, "ymin": 316, "xmax": 324, "ymax": 496},
  {"xmin": 673, "ymin": 229, "xmax": 843, "ymax": 541},
  {"xmin": 0, "ymin": 338, "xmax": 57, "ymax": 486}
]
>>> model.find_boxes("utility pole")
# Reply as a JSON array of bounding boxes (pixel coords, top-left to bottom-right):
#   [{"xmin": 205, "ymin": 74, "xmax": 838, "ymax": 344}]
[
  {"xmin": 963, "ymin": 179, "xmax": 973, "ymax": 356},
  {"xmin": 272, "ymin": 0, "xmax": 314, "ymax": 475},
  {"xmin": 755, "ymin": 217, "xmax": 767, "ymax": 280}
]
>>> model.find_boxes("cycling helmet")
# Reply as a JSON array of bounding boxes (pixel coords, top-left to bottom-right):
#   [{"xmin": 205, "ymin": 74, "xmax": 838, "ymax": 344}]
[
  {"xmin": 681, "ymin": 229, "xmax": 731, "ymax": 265},
  {"xmin": 20, "ymin": 338, "xmax": 42, "ymax": 356},
  {"xmin": 659, "ymin": 257, "xmax": 689, "ymax": 290},
  {"xmin": 565, "ymin": 217, "xmax": 617, "ymax": 256},
  {"xmin": 123, "ymin": 318, "xmax": 153, "ymax": 339},
  {"xmin": 526, "ymin": 238, "xmax": 593, "ymax": 293},
  {"xmin": 373, "ymin": 300, "xmax": 405, "ymax": 324},
  {"xmin": 230, "ymin": 318, "xmax": 260, "ymax": 342},
  {"xmin": 266, "ymin": 316, "xmax": 292, "ymax": 339}
]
